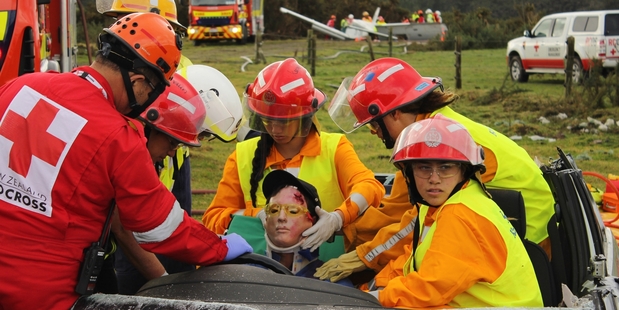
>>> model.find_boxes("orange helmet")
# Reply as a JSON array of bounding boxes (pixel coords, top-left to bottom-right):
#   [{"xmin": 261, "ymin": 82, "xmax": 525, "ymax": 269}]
[
  {"xmin": 391, "ymin": 114, "xmax": 484, "ymax": 167},
  {"xmin": 102, "ymin": 0, "xmax": 186, "ymax": 31},
  {"xmin": 139, "ymin": 72, "xmax": 206, "ymax": 147},
  {"xmin": 363, "ymin": 11, "xmax": 370, "ymax": 16},
  {"xmin": 328, "ymin": 57, "xmax": 442, "ymax": 134},
  {"xmin": 331, "ymin": 15, "xmax": 336, "ymax": 19},
  {"xmin": 243, "ymin": 58, "xmax": 326, "ymax": 137},
  {"xmin": 99, "ymin": 12, "xmax": 182, "ymax": 85}
]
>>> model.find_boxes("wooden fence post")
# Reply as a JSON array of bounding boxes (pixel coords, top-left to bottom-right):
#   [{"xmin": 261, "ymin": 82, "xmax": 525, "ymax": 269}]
[
  {"xmin": 454, "ymin": 36, "xmax": 462, "ymax": 89},
  {"xmin": 307, "ymin": 29, "xmax": 313, "ymax": 65},
  {"xmin": 565, "ymin": 36, "xmax": 575, "ymax": 98},
  {"xmin": 615, "ymin": 63, "xmax": 619, "ymax": 107},
  {"xmin": 254, "ymin": 25, "xmax": 266, "ymax": 64},
  {"xmin": 311, "ymin": 34, "xmax": 316, "ymax": 76},
  {"xmin": 365, "ymin": 36, "xmax": 375, "ymax": 61}
]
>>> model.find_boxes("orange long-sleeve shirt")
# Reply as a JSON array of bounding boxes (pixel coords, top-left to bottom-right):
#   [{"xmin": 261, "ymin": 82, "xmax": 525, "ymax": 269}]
[{"xmin": 202, "ymin": 131, "xmax": 385, "ymax": 235}]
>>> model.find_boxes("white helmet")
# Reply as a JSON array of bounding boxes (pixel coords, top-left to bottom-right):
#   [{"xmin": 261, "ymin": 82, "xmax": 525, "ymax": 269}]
[
  {"xmin": 348, "ymin": 14, "xmax": 354, "ymax": 19},
  {"xmin": 426, "ymin": 9, "xmax": 433, "ymax": 14},
  {"xmin": 435, "ymin": 10, "xmax": 441, "ymax": 15},
  {"xmin": 178, "ymin": 65, "xmax": 243, "ymax": 142}
]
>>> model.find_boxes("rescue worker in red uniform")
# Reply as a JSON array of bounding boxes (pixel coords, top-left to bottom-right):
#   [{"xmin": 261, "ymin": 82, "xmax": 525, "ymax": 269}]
[
  {"xmin": 202, "ymin": 58, "xmax": 384, "ymax": 260},
  {"xmin": 317, "ymin": 57, "xmax": 554, "ymax": 286},
  {"xmin": 0, "ymin": 13, "xmax": 251, "ymax": 309},
  {"xmin": 366, "ymin": 116, "xmax": 543, "ymax": 308}
]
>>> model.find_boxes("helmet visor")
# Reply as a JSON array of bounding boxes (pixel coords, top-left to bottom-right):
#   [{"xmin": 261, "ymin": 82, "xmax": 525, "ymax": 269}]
[
  {"xmin": 328, "ymin": 77, "xmax": 369, "ymax": 133},
  {"xmin": 142, "ymin": 91, "xmax": 206, "ymax": 147},
  {"xmin": 201, "ymin": 90, "xmax": 240, "ymax": 142},
  {"xmin": 243, "ymin": 94, "xmax": 314, "ymax": 137}
]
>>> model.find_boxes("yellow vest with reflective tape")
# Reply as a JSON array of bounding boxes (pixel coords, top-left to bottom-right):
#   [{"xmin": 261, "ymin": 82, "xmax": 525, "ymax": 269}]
[
  {"xmin": 159, "ymin": 147, "xmax": 188, "ymax": 190},
  {"xmin": 431, "ymin": 107, "xmax": 554, "ymax": 243},
  {"xmin": 404, "ymin": 181, "xmax": 542, "ymax": 307},
  {"xmin": 236, "ymin": 132, "xmax": 346, "ymax": 211}
]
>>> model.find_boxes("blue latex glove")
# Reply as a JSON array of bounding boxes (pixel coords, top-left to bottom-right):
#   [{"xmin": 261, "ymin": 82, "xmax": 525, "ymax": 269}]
[{"xmin": 222, "ymin": 233, "xmax": 253, "ymax": 262}]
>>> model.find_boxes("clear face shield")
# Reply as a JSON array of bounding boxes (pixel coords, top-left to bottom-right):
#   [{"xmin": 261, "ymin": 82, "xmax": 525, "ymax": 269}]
[
  {"xmin": 142, "ymin": 89, "xmax": 207, "ymax": 147},
  {"xmin": 242, "ymin": 93, "xmax": 315, "ymax": 138},
  {"xmin": 200, "ymin": 90, "xmax": 242, "ymax": 142},
  {"xmin": 328, "ymin": 77, "xmax": 371, "ymax": 133}
]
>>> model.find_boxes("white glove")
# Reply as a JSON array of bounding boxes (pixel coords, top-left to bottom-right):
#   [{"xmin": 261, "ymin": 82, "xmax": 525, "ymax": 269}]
[
  {"xmin": 301, "ymin": 207, "xmax": 343, "ymax": 252},
  {"xmin": 256, "ymin": 209, "xmax": 267, "ymax": 227}
]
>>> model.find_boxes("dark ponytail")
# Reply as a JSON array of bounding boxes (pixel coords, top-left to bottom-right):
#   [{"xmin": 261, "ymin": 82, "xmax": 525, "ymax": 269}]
[{"xmin": 249, "ymin": 133, "xmax": 274, "ymax": 208}]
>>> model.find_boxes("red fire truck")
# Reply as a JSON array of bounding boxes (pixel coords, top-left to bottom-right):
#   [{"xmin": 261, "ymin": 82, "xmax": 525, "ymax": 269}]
[
  {"xmin": 187, "ymin": 0, "xmax": 263, "ymax": 46},
  {"xmin": 0, "ymin": 0, "xmax": 77, "ymax": 86}
]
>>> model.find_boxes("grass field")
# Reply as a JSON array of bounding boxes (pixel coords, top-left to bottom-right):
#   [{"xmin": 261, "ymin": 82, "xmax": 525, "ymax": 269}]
[{"xmin": 81, "ymin": 38, "xmax": 619, "ymax": 212}]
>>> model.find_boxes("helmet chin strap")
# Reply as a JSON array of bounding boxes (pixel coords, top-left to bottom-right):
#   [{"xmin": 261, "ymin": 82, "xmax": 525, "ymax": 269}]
[
  {"xmin": 376, "ymin": 118, "xmax": 396, "ymax": 149},
  {"xmin": 120, "ymin": 67, "xmax": 165, "ymax": 119}
]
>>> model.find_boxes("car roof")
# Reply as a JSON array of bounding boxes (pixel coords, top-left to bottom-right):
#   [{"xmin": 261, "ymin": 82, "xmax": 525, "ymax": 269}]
[{"xmin": 542, "ymin": 10, "xmax": 619, "ymax": 19}]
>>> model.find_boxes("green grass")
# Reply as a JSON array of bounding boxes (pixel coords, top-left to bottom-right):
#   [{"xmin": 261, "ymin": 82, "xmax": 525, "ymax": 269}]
[{"xmin": 78, "ymin": 38, "xmax": 619, "ymax": 212}]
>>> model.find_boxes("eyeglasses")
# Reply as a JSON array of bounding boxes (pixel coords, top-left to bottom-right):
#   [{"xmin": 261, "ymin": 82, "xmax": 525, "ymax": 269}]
[
  {"xmin": 410, "ymin": 163, "xmax": 462, "ymax": 179},
  {"xmin": 265, "ymin": 203, "xmax": 309, "ymax": 218}
]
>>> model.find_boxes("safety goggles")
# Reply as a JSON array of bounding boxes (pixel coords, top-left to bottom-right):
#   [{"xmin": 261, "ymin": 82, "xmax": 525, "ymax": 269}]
[
  {"xmin": 261, "ymin": 118, "xmax": 298, "ymax": 129},
  {"xmin": 409, "ymin": 163, "xmax": 462, "ymax": 179},
  {"xmin": 265, "ymin": 203, "xmax": 309, "ymax": 218}
]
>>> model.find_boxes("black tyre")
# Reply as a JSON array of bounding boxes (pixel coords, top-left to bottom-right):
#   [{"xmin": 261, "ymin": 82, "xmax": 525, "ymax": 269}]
[{"xmin": 510, "ymin": 55, "xmax": 529, "ymax": 82}]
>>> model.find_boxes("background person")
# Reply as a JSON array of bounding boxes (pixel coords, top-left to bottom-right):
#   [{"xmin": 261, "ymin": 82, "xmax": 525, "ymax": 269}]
[
  {"xmin": 202, "ymin": 58, "xmax": 384, "ymax": 261},
  {"xmin": 0, "ymin": 13, "xmax": 251, "ymax": 309},
  {"xmin": 361, "ymin": 11, "xmax": 372, "ymax": 22},
  {"xmin": 319, "ymin": 57, "xmax": 555, "ymax": 286},
  {"xmin": 261, "ymin": 169, "xmax": 352, "ymax": 286},
  {"xmin": 367, "ymin": 116, "xmax": 542, "ymax": 308}
]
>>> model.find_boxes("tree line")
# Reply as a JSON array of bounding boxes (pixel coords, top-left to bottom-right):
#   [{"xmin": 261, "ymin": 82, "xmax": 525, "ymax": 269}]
[{"xmin": 76, "ymin": 0, "xmax": 619, "ymax": 48}]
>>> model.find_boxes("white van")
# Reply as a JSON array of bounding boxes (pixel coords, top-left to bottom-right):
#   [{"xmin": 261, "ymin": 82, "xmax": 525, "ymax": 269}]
[{"xmin": 506, "ymin": 10, "xmax": 619, "ymax": 82}]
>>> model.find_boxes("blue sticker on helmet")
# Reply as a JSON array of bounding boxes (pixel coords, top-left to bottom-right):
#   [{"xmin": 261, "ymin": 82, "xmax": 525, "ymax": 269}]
[
  {"xmin": 365, "ymin": 72, "xmax": 375, "ymax": 81},
  {"xmin": 415, "ymin": 82, "xmax": 430, "ymax": 91}
]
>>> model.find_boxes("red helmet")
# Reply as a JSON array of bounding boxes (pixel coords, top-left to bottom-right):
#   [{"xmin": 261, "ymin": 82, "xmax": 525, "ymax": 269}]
[
  {"xmin": 138, "ymin": 73, "xmax": 206, "ymax": 147},
  {"xmin": 243, "ymin": 58, "xmax": 326, "ymax": 136},
  {"xmin": 390, "ymin": 114, "xmax": 484, "ymax": 167},
  {"xmin": 328, "ymin": 58, "xmax": 442, "ymax": 133},
  {"xmin": 100, "ymin": 12, "xmax": 182, "ymax": 85}
]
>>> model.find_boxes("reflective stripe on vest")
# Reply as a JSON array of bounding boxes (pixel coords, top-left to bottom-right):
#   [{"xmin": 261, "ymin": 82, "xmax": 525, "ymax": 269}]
[
  {"xmin": 431, "ymin": 107, "xmax": 554, "ymax": 243},
  {"xmin": 404, "ymin": 181, "xmax": 542, "ymax": 307},
  {"xmin": 159, "ymin": 147, "xmax": 188, "ymax": 191},
  {"xmin": 236, "ymin": 132, "xmax": 346, "ymax": 211}
]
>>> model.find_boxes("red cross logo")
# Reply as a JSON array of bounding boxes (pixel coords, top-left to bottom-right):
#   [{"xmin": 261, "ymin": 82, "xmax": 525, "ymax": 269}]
[
  {"xmin": 534, "ymin": 44, "xmax": 539, "ymax": 52},
  {"xmin": 612, "ymin": 49, "xmax": 616, "ymax": 56},
  {"xmin": 0, "ymin": 99, "xmax": 67, "ymax": 177}
]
